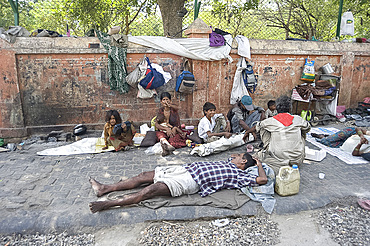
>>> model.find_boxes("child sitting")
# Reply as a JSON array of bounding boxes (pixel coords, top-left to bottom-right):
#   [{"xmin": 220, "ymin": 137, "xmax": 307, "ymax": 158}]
[
  {"xmin": 103, "ymin": 110, "xmax": 136, "ymax": 151},
  {"xmin": 156, "ymin": 114, "xmax": 185, "ymax": 138},
  {"xmin": 198, "ymin": 102, "xmax": 232, "ymax": 143},
  {"xmin": 265, "ymin": 100, "xmax": 278, "ymax": 118}
]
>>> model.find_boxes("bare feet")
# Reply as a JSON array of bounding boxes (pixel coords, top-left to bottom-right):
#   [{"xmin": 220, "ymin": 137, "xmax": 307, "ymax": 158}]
[
  {"xmin": 311, "ymin": 133, "xmax": 328, "ymax": 139},
  {"xmin": 161, "ymin": 143, "xmax": 171, "ymax": 156},
  {"xmin": 89, "ymin": 177, "xmax": 106, "ymax": 197},
  {"xmin": 89, "ymin": 201, "xmax": 109, "ymax": 213},
  {"xmin": 161, "ymin": 143, "xmax": 175, "ymax": 156},
  {"xmin": 167, "ymin": 144, "xmax": 175, "ymax": 152}
]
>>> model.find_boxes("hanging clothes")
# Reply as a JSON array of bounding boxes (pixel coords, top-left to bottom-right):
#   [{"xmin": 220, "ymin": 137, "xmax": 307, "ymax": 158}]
[{"xmin": 95, "ymin": 30, "xmax": 129, "ymax": 94}]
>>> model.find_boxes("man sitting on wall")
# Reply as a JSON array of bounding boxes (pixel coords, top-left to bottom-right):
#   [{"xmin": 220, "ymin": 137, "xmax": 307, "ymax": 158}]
[{"xmin": 89, "ymin": 152, "xmax": 267, "ymax": 213}]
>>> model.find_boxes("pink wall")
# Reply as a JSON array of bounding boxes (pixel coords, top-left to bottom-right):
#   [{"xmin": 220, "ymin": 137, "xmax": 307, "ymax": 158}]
[{"xmin": 0, "ymin": 37, "xmax": 369, "ymax": 138}]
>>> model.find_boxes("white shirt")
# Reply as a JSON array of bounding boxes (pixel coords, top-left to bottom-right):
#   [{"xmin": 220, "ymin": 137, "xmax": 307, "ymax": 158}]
[{"xmin": 198, "ymin": 113, "xmax": 223, "ymax": 141}]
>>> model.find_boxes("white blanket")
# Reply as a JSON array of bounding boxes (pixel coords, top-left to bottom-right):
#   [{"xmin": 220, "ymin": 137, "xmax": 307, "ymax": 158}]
[{"xmin": 37, "ymin": 138, "xmax": 114, "ymax": 156}]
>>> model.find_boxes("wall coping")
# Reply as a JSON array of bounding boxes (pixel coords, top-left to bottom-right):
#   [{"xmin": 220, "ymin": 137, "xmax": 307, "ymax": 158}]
[{"xmin": 1, "ymin": 37, "xmax": 369, "ymax": 57}]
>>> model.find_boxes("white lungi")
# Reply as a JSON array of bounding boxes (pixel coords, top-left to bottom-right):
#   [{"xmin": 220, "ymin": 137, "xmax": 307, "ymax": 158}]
[{"xmin": 153, "ymin": 166, "xmax": 199, "ymax": 197}]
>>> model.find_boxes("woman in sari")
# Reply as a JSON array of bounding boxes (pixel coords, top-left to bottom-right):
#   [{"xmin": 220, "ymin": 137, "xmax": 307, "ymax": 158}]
[{"xmin": 155, "ymin": 92, "xmax": 187, "ymax": 156}]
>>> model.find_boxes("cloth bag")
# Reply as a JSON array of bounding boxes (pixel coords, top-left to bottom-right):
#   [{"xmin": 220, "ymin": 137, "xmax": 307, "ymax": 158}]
[
  {"xmin": 139, "ymin": 57, "xmax": 165, "ymax": 89},
  {"xmin": 126, "ymin": 56, "xmax": 148, "ymax": 87},
  {"xmin": 230, "ymin": 57, "xmax": 250, "ymax": 104},
  {"xmin": 209, "ymin": 30, "xmax": 225, "ymax": 47},
  {"xmin": 340, "ymin": 11, "xmax": 355, "ymax": 36}
]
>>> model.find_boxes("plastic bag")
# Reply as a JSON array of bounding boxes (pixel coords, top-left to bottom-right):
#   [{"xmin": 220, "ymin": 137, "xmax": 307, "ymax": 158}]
[
  {"xmin": 301, "ymin": 58, "xmax": 315, "ymax": 82},
  {"xmin": 144, "ymin": 142, "xmax": 163, "ymax": 155},
  {"xmin": 126, "ymin": 56, "xmax": 148, "ymax": 87},
  {"xmin": 137, "ymin": 84, "xmax": 157, "ymax": 99}
]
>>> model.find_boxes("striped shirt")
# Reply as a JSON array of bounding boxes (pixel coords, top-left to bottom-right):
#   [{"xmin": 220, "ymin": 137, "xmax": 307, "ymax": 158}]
[{"xmin": 183, "ymin": 159, "xmax": 257, "ymax": 197}]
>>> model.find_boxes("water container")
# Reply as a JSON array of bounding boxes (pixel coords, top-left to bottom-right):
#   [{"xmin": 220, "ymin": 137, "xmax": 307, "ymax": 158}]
[{"xmin": 275, "ymin": 165, "xmax": 300, "ymax": 196}]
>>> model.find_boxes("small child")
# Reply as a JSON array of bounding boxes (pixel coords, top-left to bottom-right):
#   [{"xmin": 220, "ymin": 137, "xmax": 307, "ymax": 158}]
[
  {"xmin": 198, "ymin": 102, "xmax": 232, "ymax": 143},
  {"xmin": 265, "ymin": 100, "xmax": 278, "ymax": 118},
  {"xmin": 156, "ymin": 114, "xmax": 185, "ymax": 138},
  {"xmin": 103, "ymin": 110, "xmax": 136, "ymax": 151}
]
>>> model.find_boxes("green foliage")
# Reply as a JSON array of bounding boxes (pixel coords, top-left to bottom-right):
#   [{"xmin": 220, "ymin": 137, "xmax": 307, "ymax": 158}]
[
  {"xmin": 1, "ymin": 0, "xmax": 369, "ymax": 40},
  {"xmin": 0, "ymin": 0, "xmax": 34, "ymax": 29}
]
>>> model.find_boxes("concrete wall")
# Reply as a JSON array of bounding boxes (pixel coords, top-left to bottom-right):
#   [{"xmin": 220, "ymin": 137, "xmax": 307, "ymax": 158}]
[{"xmin": 0, "ymin": 37, "xmax": 369, "ymax": 138}]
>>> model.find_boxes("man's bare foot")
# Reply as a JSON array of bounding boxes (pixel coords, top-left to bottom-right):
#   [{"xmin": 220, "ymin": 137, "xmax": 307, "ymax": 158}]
[
  {"xmin": 89, "ymin": 201, "xmax": 109, "ymax": 213},
  {"xmin": 89, "ymin": 177, "xmax": 106, "ymax": 197},
  {"xmin": 311, "ymin": 133, "xmax": 328, "ymax": 139}
]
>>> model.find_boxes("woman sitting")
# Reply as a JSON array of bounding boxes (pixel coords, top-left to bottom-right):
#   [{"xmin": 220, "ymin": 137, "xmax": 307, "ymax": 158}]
[
  {"xmin": 255, "ymin": 95, "xmax": 311, "ymax": 174},
  {"xmin": 155, "ymin": 92, "xmax": 187, "ymax": 156},
  {"xmin": 312, "ymin": 127, "xmax": 370, "ymax": 161}
]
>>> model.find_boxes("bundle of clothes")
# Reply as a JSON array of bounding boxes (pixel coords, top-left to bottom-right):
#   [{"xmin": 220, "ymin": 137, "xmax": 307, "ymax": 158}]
[
  {"xmin": 295, "ymin": 78, "xmax": 337, "ymax": 101},
  {"xmin": 342, "ymin": 98, "xmax": 370, "ymax": 127}
]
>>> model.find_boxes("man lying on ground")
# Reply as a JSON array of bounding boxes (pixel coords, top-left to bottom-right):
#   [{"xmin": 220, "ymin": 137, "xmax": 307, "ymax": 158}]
[
  {"xmin": 312, "ymin": 127, "xmax": 370, "ymax": 161},
  {"xmin": 89, "ymin": 152, "xmax": 268, "ymax": 213}
]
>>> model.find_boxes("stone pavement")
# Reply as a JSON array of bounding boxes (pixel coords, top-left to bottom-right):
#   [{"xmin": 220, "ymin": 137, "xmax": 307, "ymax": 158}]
[{"xmin": 0, "ymin": 126, "xmax": 369, "ymax": 235}]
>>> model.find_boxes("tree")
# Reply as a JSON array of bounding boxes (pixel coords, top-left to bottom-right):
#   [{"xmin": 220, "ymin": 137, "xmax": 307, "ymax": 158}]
[
  {"xmin": 0, "ymin": 0, "xmax": 34, "ymax": 29},
  {"xmin": 157, "ymin": 0, "xmax": 186, "ymax": 37},
  {"xmin": 27, "ymin": 0, "xmax": 159, "ymax": 36},
  {"xmin": 209, "ymin": 0, "xmax": 259, "ymax": 37},
  {"xmin": 258, "ymin": 0, "xmax": 370, "ymax": 41}
]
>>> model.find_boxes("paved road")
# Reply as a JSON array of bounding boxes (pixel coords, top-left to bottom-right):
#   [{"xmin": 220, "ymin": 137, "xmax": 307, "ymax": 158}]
[{"xmin": 0, "ymin": 127, "xmax": 369, "ymax": 235}]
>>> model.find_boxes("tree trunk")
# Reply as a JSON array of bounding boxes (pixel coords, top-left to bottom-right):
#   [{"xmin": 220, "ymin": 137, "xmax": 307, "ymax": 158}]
[{"xmin": 157, "ymin": 0, "xmax": 186, "ymax": 37}]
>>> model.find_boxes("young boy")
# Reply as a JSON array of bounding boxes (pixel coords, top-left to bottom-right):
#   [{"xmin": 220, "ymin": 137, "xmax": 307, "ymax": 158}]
[
  {"xmin": 265, "ymin": 100, "xmax": 278, "ymax": 118},
  {"xmin": 198, "ymin": 102, "xmax": 232, "ymax": 143}
]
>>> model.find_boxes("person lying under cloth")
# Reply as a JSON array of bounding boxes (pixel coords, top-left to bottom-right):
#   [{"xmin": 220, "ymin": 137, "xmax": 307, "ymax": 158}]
[{"xmin": 89, "ymin": 152, "xmax": 267, "ymax": 213}]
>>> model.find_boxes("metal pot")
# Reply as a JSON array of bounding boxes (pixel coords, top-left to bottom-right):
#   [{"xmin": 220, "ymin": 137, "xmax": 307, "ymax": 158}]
[{"xmin": 322, "ymin": 63, "xmax": 334, "ymax": 74}]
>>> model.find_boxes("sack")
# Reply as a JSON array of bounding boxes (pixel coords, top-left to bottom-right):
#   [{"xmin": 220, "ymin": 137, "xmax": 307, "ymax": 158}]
[
  {"xmin": 176, "ymin": 59, "xmax": 195, "ymax": 94},
  {"xmin": 126, "ymin": 56, "xmax": 148, "ymax": 87},
  {"xmin": 209, "ymin": 30, "xmax": 225, "ymax": 47},
  {"xmin": 242, "ymin": 60, "xmax": 258, "ymax": 94},
  {"xmin": 230, "ymin": 58, "xmax": 250, "ymax": 104},
  {"xmin": 301, "ymin": 58, "xmax": 315, "ymax": 82},
  {"xmin": 139, "ymin": 57, "xmax": 165, "ymax": 89}
]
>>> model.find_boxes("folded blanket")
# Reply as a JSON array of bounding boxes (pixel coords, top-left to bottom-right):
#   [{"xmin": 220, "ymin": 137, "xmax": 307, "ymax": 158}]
[{"xmin": 107, "ymin": 188, "xmax": 250, "ymax": 210}]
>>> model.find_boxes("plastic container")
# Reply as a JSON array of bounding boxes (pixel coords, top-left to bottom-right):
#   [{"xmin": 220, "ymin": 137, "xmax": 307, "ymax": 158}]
[
  {"xmin": 305, "ymin": 146, "xmax": 326, "ymax": 161},
  {"xmin": 275, "ymin": 165, "xmax": 300, "ymax": 196}
]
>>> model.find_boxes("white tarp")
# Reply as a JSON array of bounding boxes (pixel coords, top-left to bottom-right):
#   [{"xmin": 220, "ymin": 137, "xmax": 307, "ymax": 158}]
[{"xmin": 128, "ymin": 35, "xmax": 234, "ymax": 62}]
